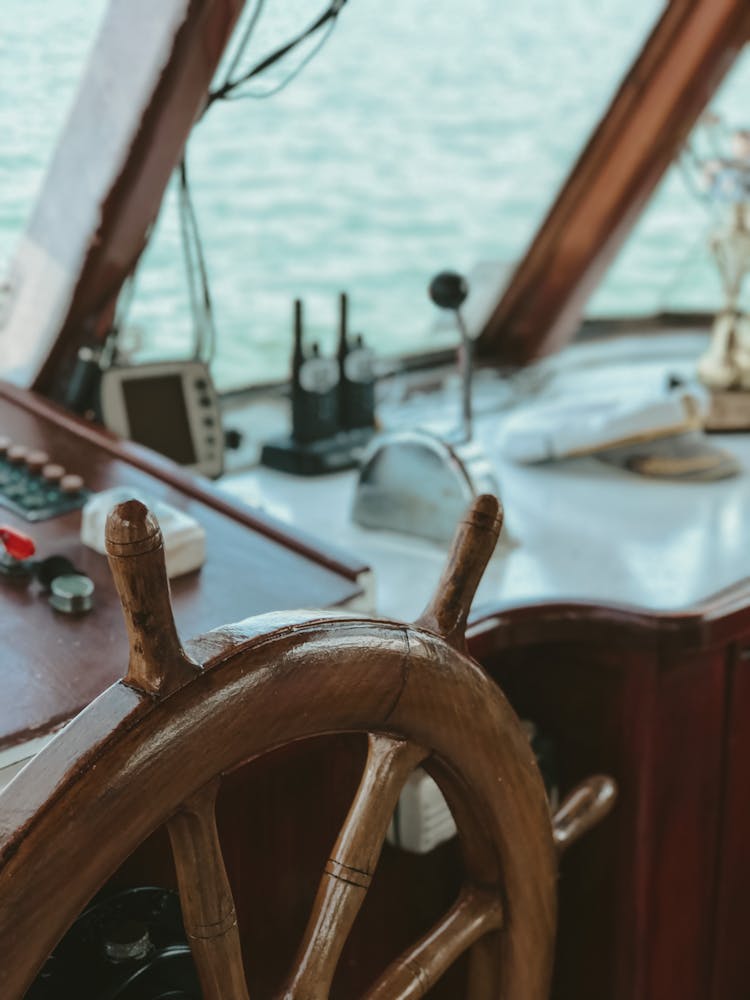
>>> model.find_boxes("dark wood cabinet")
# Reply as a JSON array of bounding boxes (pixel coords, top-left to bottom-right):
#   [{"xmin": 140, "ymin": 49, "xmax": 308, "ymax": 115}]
[{"xmin": 468, "ymin": 595, "xmax": 750, "ymax": 1000}]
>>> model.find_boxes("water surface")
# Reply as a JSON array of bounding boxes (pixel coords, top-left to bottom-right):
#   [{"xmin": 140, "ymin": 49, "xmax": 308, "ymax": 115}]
[{"xmin": 2, "ymin": 1, "xmax": 749, "ymax": 388}]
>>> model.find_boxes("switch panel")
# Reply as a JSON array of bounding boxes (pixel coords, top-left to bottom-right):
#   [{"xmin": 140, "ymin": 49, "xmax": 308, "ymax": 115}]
[{"xmin": 0, "ymin": 437, "xmax": 88, "ymax": 522}]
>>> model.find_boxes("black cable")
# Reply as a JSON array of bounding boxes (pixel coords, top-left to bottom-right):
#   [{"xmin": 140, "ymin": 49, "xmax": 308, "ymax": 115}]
[
  {"xmin": 217, "ymin": 0, "xmax": 266, "ymax": 93},
  {"xmin": 169, "ymin": 0, "xmax": 349, "ymax": 367},
  {"xmin": 178, "ymin": 164, "xmax": 203, "ymax": 360},
  {"xmin": 178, "ymin": 158, "xmax": 218, "ymax": 364},
  {"xmin": 112, "ymin": 271, "xmax": 137, "ymax": 342},
  {"xmin": 225, "ymin": 17, "xmax": 337, "ymax": 101},
  {"xmin": 206, "ymin": 0, "xmax": 347, "ymax": 107}
]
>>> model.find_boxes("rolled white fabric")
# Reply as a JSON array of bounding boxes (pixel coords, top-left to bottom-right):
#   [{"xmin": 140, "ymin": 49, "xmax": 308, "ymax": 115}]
[{"xmin": 497, "ymin": 386, "xmax": 710, "ymax": 464}]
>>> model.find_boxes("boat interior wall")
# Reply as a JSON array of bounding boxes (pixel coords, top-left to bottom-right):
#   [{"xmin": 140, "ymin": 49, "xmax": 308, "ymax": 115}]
[
  {"xmin": 1, "ymin": 0, "xmax": 245, "ymax": 394},
  {"xmin": 481, "ymin": 0, "xmax": 750, "ymax": 365}
]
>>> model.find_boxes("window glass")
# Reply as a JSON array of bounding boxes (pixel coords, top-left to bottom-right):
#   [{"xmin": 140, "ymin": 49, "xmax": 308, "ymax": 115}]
[
  {"xmin": 1, "ymin": 1, "xmax": 662, "ymax": 389},
  {"xmin": 0, "ymin": 1, "xmax": 108, "ymax": 259},
  {"xmin": 128, "ymin": 0, "xmax": 663, "ymax": 387},
  {"xmin": 590, "ymin": 46, "xmax": 750, "ymax": 318}
]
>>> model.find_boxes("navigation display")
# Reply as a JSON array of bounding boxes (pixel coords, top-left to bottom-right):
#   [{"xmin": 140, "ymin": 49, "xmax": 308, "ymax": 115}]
[{"xmin": 122, "ymin": 374, "xmax": 197, "ymax": 465}]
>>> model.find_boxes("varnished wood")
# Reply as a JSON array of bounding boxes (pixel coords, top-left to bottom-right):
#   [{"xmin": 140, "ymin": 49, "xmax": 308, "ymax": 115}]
[
  {"xmin": 363, "ymin": 888, "xmax": 504, "ymax": 999},
  {"xmin": 280, "ymin": 735, "xmax": 427, "ymax": 999},
  {"xmin": 416, "ymin": 494, "xmax": 503, "ymax": 651},
  {"xmin": 0, "ymin": 383, "xmax": 365, "ymax": 752},
  {"xmin": 167, "ymin": 779, "xmax": 250, "ymax": 1000},
  {"xmin": 552, "ymin": 776, "xmax": 618, "ymax": 856},
  {"xmin": 106, "ymin": 500, "xmax": 199, "ymax": 696},
  {"xmin": 711, "ymin": 645, "xmax": 750, "ymax": 999},
  {"xmin": 481, "ymin": 0, "xmax": 750, "ymax": 364},
  {"xmin": 470, "ymin": 618, "xmax": 727, "ymax": 1000},
  {"xmin": 0, "ymin": 498, "xmax": 567, "ymax": 998}
]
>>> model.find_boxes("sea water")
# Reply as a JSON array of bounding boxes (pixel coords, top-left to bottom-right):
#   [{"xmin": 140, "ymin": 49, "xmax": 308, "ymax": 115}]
[{"xmin": 2, "ymin": 0, "xmax": 749, "ymax": 389}]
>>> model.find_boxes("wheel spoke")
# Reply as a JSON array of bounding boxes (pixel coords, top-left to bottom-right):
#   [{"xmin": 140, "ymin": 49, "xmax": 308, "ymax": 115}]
[
  {"xmin": 363, "ymin": 887, "xmax": 503, "ymax": 999},
  {"xmin": 167, "ymin": 779, "xmax": 250, "ymax": 1000},
  {"xmin": 279, "ymin": 734, "xmax": 427, "ymax": 999}
]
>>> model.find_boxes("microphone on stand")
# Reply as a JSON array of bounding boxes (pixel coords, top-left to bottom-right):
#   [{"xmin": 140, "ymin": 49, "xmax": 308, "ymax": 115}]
[{"xmin": 429, "ymin": 271, "xmax": 473, "ymax": 443}]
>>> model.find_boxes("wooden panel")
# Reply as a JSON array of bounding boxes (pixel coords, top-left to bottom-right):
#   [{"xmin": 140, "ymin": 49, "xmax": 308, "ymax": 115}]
[
  {"xmin": 710, "ymin": 640, "xmax": 750, "ymax": 999},
  {"xmin": 479, "ymin": 643, "xmax": 643, "ymax": 1000},
  {"xmin": 0, "ymin": 386, "xmax": 365, "ymax": 750},
  {"xmin": 643, "ymin": 647, "xmax": 725, "ymax": 1000},
  {"xmin": 481, "ymin": 0, "xmax": 750, "ymax": 364},
  {"xmin": 473, "ymin": 622, "xmax": 728, "ymax": 1000}
]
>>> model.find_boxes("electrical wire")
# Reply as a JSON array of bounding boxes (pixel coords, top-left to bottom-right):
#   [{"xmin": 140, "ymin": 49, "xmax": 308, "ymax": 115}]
[
  {"xmin": 216, "ymin": 0, "xmax": 266, "ymax": 95},
  {"xmin": 223, "ymin": 17, "xmax": 338, "ymax": 100},
  {"xmin": 178, "ymin": 158, "xmax": 218, "ymax": 364},
  {"xmin": 178, "ymin": 169, "xmax": 203, "ymax": 360},
  {"xmin": 206, "ymin": 0, "xmax": 348, "ymax": 107},
  {"xmin": 144, "ymin": 0, "xmax": 350, "ymax": 367},
  {"xmin": 112, "ymin": 271, "xmax": 137, "ymax": 343}
]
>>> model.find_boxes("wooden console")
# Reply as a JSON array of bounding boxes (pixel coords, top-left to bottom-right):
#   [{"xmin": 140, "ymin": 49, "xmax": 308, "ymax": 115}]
[
  {"xmin": 0, "ymin": 381, "xmax": 368, "ymax": 753},
  {"xmin": 468, "ymin": 595, "xmax": 750, "ymax": 1000}
]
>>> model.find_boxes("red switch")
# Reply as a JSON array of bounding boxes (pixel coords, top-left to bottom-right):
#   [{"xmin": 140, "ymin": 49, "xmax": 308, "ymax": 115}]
[{"xmin": 0, "ymin": 526, "xmax": 36, "ymax": 561}]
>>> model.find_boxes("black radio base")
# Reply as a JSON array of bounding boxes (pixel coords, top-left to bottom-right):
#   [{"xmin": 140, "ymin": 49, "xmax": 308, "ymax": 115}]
[{"xmin": 260, "ymin": 426, "xmax": 375, "ymax": 476}]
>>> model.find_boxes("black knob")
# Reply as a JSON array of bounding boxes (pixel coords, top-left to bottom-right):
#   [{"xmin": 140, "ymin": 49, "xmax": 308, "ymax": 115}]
[
  {"xmin": 35, "ymin": 555, "xmax": 77, "ymax": 589},
  {"xmin": 428, "ymin": 271, "xmax": 468, "ymax": 311},
  {"xmin": 224, "ymin": 427, "xmax": 243, "ymax": 450}
]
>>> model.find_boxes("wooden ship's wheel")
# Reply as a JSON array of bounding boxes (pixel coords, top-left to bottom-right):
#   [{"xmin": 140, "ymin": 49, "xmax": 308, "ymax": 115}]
[{"xmin": 0, "ymin": 495, "xmax": 614, "ymax": 999}]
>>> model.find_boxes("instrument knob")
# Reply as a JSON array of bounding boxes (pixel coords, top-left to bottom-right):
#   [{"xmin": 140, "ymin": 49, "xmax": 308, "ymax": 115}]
[
  {"xmin": 60, "ymin": 473, "xmax": 84, "ymax": 495},
  {"xmin": 26, "ymin": 450, "xmax": 50, "ymax": 473},
  {"xmin": 428, "ymin": 271, "xmax": 469, "ymax": 311},
  {"xmin": 49, "ymin": 573, "xmax": 95, "ymax": 615},
  {"xmin": 7, "ymin": 445, "xmax": 28, "ymax": 465},
  {"xmin": 41, "ymin": 463, "xmax": 65, "ymax": 484},
  {"xmin": 35, "ymin": 555, "xmax": 77, "ymax": 589}
]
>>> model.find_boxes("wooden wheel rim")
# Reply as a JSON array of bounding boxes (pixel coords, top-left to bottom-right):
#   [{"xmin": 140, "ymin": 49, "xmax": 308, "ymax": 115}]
[{"xmin": 0, "ymin": 613, "xmax": 556, "ymax": 998}]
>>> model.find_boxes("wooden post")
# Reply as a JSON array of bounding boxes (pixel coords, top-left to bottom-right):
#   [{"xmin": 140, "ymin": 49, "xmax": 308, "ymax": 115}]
[
  {"xmin": 416, "ymin": 494, "xmax": 503, "ymax": 651},
  {"xmin": 106, "ymin": 499, "xmax": 199, "ymax": 696}
]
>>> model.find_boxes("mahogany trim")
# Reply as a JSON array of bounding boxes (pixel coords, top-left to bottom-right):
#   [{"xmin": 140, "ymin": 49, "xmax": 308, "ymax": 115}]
[
  {"xmin": 467, "ymin": 579, "xmax": 750, "ymax": 658},
  {"xmin": 480, "ymin": 0, "xmax": 750, "ymax": 365}
]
